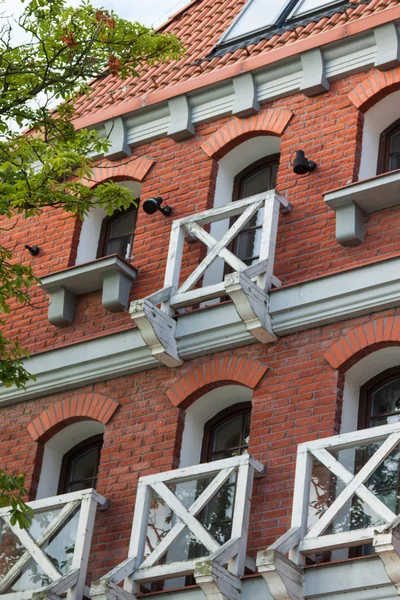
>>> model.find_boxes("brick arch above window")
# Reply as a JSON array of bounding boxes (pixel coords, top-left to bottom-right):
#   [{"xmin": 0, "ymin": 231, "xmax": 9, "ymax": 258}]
[
  {"xmin": 324, "ymin": 316, "xmax": 400, "ymax": 372},
  {"xmin": 200, "ymin": 110, "xmax": 293, "ymax": 161},
  {"xmin": 27, "ymin": 393, "xmax": 119, "ymax": 443},
  {"xmin": 83, "ymin": 155, "xmax": 154, "ymax": 189},
  {"xmin": 165, "ymin": 357, "xmax": 269, "ymax": 410},
  {"xmin": 348, "ymin": 67, "xmax": 400, "ymax": 113}
]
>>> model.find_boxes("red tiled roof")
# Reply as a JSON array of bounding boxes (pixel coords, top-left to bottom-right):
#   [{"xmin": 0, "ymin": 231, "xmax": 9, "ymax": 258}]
[{"xmin": 75, "ymin": 0, "xmax": 399, "ymax": 121}]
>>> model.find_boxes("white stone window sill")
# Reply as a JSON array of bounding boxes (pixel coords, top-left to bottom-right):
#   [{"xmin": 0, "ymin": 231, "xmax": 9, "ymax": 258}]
[
  {"xmin": 40, "ymin": 254, "xmax": 138, "ymax": 326},
  {"xmin": 324, "ymin": 168, "xmax": 400, "ymax": 245}
]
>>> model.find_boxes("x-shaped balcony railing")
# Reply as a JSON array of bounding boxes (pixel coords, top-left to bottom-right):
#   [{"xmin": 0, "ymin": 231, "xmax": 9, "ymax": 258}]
[
  {"xmin": 0, "ymin": 488, "xmax": 106, "ymax": 600},
  {"xmin": 91, "ymin": 454, "xmax": 263, "ymax": 600},
  {"xmin": 256, "ymin": 422, "xmax": 400, "ymax": 600},
  {"xmin": 130, "ymin": 191, "xmax": 289, "ymax": 367}
]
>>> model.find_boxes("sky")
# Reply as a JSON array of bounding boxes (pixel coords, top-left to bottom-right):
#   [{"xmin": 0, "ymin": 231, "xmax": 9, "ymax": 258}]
[{"xmin": 0, "ymin": 0, "xmax": 191, "ymax": 29}]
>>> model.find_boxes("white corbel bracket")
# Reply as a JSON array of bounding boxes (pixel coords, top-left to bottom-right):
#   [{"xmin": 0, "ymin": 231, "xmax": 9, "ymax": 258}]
[
  {"xmin": 168, "ymin": 95, "xmax": 195, "ymax": 141},
  {"xmin": 224, "ymin": 269, "xmax": 277, "ymax": 344},
  {"xmin": 32, "ymin": 570, "xmax": 79, "ymax": 600},
  {"xmin": 374, "ymin": 23, "xmax": 400, "ymax": 70},
  {"xmin": 300, "ymin": 48, "xmax": 329, "ymax": 97},
  {"xmin": 257, "ymin": 549, "xmax": 304, "ymax": 600},
  {"xmin": 104, "ymin": 117, "xmax": 131, "ymax": 160},
  {"xmin": 91, "ymin": 579, "xmax": 138, "ymax": 600},
  {"xmin": 130, "ymin": 289, "xmax": 183, "ymax": 368},
  {"xmin": 374, "ymin": 528, "xmax": 400, "ymax": 594},
  {"xmin": 194, "ymin": 559, "xmax": 242, "ymax": 600},
  {"xmin": 232, "ymin": 73, "xmax": 260, "ymax": 117},
  {"xmin": 91, "ymin": 556, "xmax": 138, "ymax": 600}
]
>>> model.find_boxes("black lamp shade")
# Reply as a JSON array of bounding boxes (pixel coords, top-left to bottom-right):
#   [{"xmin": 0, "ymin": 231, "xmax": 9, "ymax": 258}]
[
  {"xmin": 143, "ymin": 197, "xmax": 162, "ymax": 215},
  {"xmin": 293, "ymin": 150, "xmax": 317, "ymax": 175},
  {"xmin": 142, "ymin": 197, "xmax": 172, "ymax": 217}
]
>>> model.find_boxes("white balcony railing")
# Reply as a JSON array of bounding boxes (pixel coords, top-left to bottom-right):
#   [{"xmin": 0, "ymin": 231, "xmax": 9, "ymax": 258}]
[
  {"xmin": 0, "ymin": 489, "xmax": 106, "ymax": 600},
  {"xmin": 257, "ymin": 422, "xmax": 400, "ymax": 600},
  {"xmin": 91, "ymin": 454, "xmax": 263, "ymax": 600},
  {"xmin": 130, "ymin": 191, "xmax": 289, "ymax": 367}
]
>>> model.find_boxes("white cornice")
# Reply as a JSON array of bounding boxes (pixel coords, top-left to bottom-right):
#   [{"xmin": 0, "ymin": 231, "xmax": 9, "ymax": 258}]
[
  {"xmin": 98, "ymin": 22, "xmax": 399, "ymax": 158},
  {"xmin": 3, "ymin": 256, "xmax": 400, "ymax": 406}
]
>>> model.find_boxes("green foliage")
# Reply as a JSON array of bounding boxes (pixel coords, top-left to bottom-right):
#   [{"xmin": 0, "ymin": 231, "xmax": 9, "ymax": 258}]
[
  {"xmin": 0, "ymin": 0, "xmax": 183, "ymax": 389},
  {"xmin": 0, "ymin": 471, "xmax": 33, "ymax": 528}
]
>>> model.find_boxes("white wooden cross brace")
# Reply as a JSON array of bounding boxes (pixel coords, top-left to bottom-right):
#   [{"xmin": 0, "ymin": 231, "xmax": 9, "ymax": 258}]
[
  {"xmin": 305, "ymin": 432, "xmax": 400, "ymax": 539},
  {"xmin": 141, "ymin": 467, "xmax": 235, "ymax": 569},
  {"xmin": 313, "ymin": 448, "xmax": 397, "ymax": 524},
  {"xmin": 177, "ymin": 200, "xmax": 263, "ymax": 295},
  {"xmin": 2, "ymin": 515, "xmax": 62, "ymax": 584},
  {"xmin": 0, "ymin": 501, "xmax": 80, "ymax": 594},
  {"xmin": 150, "ymin": 481, "xmax": 221, "ymax": 555}
]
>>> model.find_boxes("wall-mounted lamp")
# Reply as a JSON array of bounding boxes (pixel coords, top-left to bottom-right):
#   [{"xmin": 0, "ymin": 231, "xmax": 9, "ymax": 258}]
[
  {"xmin": 293, "ymin": 150, "xmax": 317, "ymax": 175},
  {"xmin": 25, "ymin": 244, "xmax": 40, "ymax": 256},
  {"xmin": 142, "ymin": 197, "xmax": 172, "ymax": 217}
]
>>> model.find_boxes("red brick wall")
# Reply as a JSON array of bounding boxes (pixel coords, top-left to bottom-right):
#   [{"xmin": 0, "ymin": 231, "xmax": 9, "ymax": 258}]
[
  {"xmin": 4, "ymin": 306, "xmax": 400, "ymax": 578},
  {"xmin": 2, "ymin": 63, "xmax": 400, "ymax": 580},
  {"xmin": 2, "ymin": 69, "xmax": 400, "ymax": 356}
]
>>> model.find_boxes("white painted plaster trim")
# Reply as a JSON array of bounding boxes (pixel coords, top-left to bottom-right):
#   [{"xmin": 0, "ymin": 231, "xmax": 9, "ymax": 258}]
[
  {"xmin": 3, "ymin": 256, "xmax": 400, "ymax": 406},
  {"xmin": 92, "ymin": 25, "xmax": 399, "ymax": 149}
]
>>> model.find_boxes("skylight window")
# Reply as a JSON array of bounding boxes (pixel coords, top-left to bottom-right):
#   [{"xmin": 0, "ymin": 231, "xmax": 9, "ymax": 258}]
[
  {"xmin": 289, "ymin": 0, "xmax": 344, "ymax": 18},
  {"xmin": 221, "ymin": 0, "xmax": 289, "ymax": 43},
  {"xmin": 219, "ymin": 0, "xmax": 346, "ymax": 46}
]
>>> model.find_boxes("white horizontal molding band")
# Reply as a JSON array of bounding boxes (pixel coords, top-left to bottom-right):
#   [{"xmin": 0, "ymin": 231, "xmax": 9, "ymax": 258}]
[
  {"xmin": 93, "ymin": 23, "xmax": 400, "ymax": 150},
  {"xmin": 3, "ymin": 256, "xmax": 400, "ymax": 406}
]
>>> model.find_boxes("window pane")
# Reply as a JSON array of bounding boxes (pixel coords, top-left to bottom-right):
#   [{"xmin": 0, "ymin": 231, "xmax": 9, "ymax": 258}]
[
  {"xmin": 389, "ymin": 130, "xmax": 400, "ymax": 172},
  {"xmin": 241, "ymin": 165, "xmax": 277, "ymax": 198},
  {"xmin": 69, "ymin": 447, "xmax": 98, "ymax": 483},
  {"xmin": 290, "ymin": 0, "xmax": 343, "ymax": 18},
  {"xmin": 222, "ymin": 0, "xmax": 286, "ymax": 42},
  {"xmin": 109, "ymin": 211, "xmax": 135, "ymax": 239},
  {"xmin": 371, "ymin": 379, "xmax": 400, "ymax": 420},
  {"xmin": 390, "ymin": 130, "xmax": 400, "ymax": 154},
  {"xmin": 389, "ymin": 154, "xmax": 400, "ymax": 172},
  {"xmin": 213, "ymin": 415, "xmax": 245, "ymax": 453},
  {"xmin": 107, "ymin": 235, "xmax": 132, "ymax": 258}
]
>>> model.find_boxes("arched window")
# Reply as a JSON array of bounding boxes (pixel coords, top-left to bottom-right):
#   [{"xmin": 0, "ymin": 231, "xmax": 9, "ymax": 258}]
[
  {"xmin": 202, "ymin": 402, "xmax": 252, "ymax": 462},
  {"xmin": 231, "ymin": 155, "xmax": 279, "ymax": 266},
  {"xmin": 358, "ymin": 367, "xmax": 400, "ymax": 430},
  {"xmin": 58, "ymin": 434, "xmax": 103, "ymax": 494},
  {"xmin": 353, "ymin": 368, "xmax": 400, "ymax": 555},
  {"xmin": 378, "ymin": 119, "xmax": 400, "ymax": 175},
  {"xmin": 196, "ymin": 403, "xmax": 252, "ymax": 549},
  {"xmin": 97, "ymin": 206, "xmax": 136, "ymax": 260}
]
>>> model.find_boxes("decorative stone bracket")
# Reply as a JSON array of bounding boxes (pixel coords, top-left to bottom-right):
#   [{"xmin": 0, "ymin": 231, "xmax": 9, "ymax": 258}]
[
  {"xmin": 374, "ymin": 521, "xmax": 400, "ymax": 595},
  {"xmin": 257, "ymin": 527, "xmax": 304, "ymax": 600},
  {"xmin": 324, "ymin": 169, "xmax": 400, "ymax": 245},
  {"xmin": 40, "ymin": 255, "xmax": 137, "ymax": 326}
]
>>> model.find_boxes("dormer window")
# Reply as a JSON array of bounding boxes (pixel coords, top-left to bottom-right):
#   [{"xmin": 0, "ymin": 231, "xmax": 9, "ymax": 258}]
[{"xmin": 97, "ymin": 206, "xmax": 136, "ymax": 261}]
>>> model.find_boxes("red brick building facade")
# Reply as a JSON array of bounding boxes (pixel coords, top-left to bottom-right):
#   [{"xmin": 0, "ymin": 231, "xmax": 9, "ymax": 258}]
[{"xmin": 2, "ymin": 1, "xmax": 400, "ymax": 599}]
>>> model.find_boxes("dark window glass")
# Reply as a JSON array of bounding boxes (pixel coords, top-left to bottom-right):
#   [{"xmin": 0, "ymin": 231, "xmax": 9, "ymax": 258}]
[
  {"xmin": 353, "ymin": 369, "xmax": 400, "ymax": 556},
  {"xmin": 378, "ymin": 120, "xmax": 400, "ymax": 175},
  {"xmin": 231, "ymin": 156, "xmax": 279, "ymax": 266},
  {"xmin": 58, "ymin": 435, "xmax": 103, "ymax": 494},
  {"xmin": 195, "ymin": 404, "xmax": 252, "ymax": 550},
  {"xmin": 97, "ymin": 206, "xmax": 136, "ymax": 260}
]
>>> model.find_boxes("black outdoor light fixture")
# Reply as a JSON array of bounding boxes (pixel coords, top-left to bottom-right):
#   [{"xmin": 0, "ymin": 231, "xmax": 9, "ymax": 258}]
[
  {"xmin": 142, "ymin": 197, "xmax": 172, "ymax": 217},
  {"xmin": 293, "ymin": 150, "xmax": 317, "ymax": 175},
  {"xmin": 25, "ymin": 244, "xmax": 40, "ymax": 256}
]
